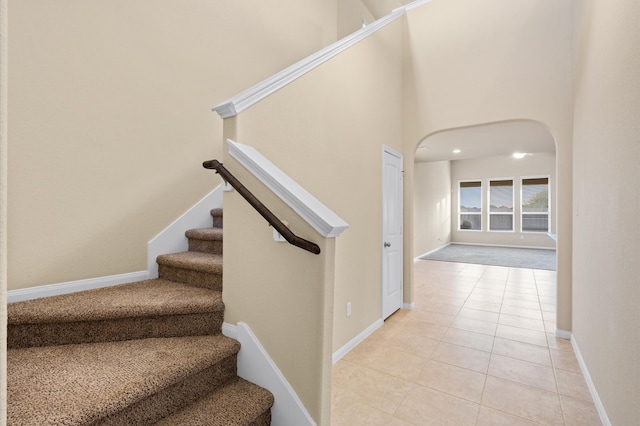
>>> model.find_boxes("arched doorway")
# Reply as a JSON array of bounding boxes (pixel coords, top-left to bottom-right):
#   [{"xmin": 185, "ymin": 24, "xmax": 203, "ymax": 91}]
[{"xmin": 408, "ymin": 119, "xmax": 563, "ymax": 331}]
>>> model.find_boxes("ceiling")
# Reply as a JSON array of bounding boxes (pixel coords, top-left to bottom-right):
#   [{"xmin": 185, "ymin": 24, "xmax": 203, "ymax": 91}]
[{"xmin": 414, "ymin": 120, "xmax": 556, "ymax": 163}]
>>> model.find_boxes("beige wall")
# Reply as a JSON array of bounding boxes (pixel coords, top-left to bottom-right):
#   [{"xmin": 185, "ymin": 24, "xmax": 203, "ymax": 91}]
[
  {"xmin": 413, "ymin": 160, "xmax": 451, "ymax": 256},
  {"xmin": 338, "ymin": 0, "xmax": 376, "ymax": 39},
  {"xmin": 1, "ymin": 0, "xmax": 7, "ymax": 421},
  {"xmin": 572, "ymin": 0, "xmax": 640, "ymax": 423},
  {"xmin": 403, "ymin": 0, "xmax": 573, "ymax": 330},
  {"xmin": 450, "ymin": 152, "xmax": 556, "ymax": 248},
  {"xmin": 221, "ymin": 150, "xmax": 336, "ymax": 424},
  {"xmin": 221, "ymin": 19, "xmax": 404, "ymax": 424},
  {"xmin": 7, "ymin": 0, "xmax": 337, "ymax": 290}
]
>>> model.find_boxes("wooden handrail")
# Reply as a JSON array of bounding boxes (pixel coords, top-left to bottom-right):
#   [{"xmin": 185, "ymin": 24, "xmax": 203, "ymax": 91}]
[{"xmin": 203, "ymin": 159, "xmax": 321, "ymax": 255}]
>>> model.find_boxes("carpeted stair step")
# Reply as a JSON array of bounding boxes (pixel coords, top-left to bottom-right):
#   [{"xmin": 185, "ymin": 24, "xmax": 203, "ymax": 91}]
[
  {"xmin": 7, "ymin": 279, "xmax": 224, "ymax": 348},
  {"xmin": 186, "ymin": 227, "xmax": 223, "ymax": 255},
  {"xmin": 156, "ymin": 377, "xmax": 274, "ymax": 426},
  {"xmin": 211, "ymin": 208, "xmax": 223, "ymax": 229},
  {"xmin": 7, "ymin": 206, "xmax": 275, "ymax": 424},
  {"xmin": 157, "ymin": 251, "xmax": 223, "ymax": 291},
  {"xmin": 8, "ymin": 334, "xmax": 240, "ymax": 425}
]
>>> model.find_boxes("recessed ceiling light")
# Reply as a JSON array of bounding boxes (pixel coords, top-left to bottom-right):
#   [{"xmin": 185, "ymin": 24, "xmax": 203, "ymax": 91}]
[
  {"xmin": 453, "ymin": 149, "xmax": 461, "ymax": 154},
  {"xmin": 512, "ymin": 152, "xmax": 527, "ymax": 159}
]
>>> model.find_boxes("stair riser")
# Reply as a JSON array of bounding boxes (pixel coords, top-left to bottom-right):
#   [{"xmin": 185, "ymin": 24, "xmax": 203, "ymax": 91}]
[
  {"xmin": 158, "ymin": 265, "xmax": 222, "ymax": 291},
  {"xmin": 211, "ymin": 208, "xmax": 223, "ymax": 229},
  {"xmin": 95, "ymin": 355, "xmax": 238, "ymax": 425},
  {"xmin": 8, "ymin": 313, "xmax": 223, "ymax": 348},
  {"xmin": 212, "ymin": 216, "xmax": 223, "ymax": 229},
  {"xmin": 188, "ymin": 239, "xmax": 223, "ymax": 255}
]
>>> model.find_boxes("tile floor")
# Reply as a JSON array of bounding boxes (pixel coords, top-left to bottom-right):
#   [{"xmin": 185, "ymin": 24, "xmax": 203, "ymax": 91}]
[{"xmin": 331, "ymin": 259, "xmax": 602, "ymax": 425}]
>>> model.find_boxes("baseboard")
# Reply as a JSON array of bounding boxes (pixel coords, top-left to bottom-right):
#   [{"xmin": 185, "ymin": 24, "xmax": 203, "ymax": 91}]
[
  {"xmin": 403, "ymin": 303, "xmax": 415, "ymax": 309},
  {"xmin": 7, "ymin": 270, "xmax": 149, "ymax": 303},
  {"xmin": 415, "ymin": 243, "xmax": 451, "ymax": 261},
  {"xmin": 222, "ymin": 322, "xmax": 316, "ymax": 426},
  {"xmin": 555, "ymin": 329, "xmax": 572, "ymax": 340},
  {"xmin": 332, "ymin": 318, "xmax": 383, "ymax": 364},
  {"xmin": 570, "ymin": 334, "xmax": 612, "ymax": 426},
  {"xmin": 9, "ymin": 186, "xmax": 224, "ymax": 304},
  {"xmin": 553, "ymin": 331, "xmax": 612, "ymax": 425},
  {"xmin": 147, "ymin": 185, "xmax": 223, "ymax": 278}
]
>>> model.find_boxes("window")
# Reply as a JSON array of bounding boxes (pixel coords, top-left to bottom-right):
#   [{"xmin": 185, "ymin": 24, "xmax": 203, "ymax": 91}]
[
  {"xmin": 489, "ymin": 179, "xmax": 514, "ymax": 231},
  {"xmin": 459, "ymin": 181, "xmax": 482, "ymax": 230},
  {"xmin": 521, "ymin": 177, "xmax": 549, "ymax": 232}
]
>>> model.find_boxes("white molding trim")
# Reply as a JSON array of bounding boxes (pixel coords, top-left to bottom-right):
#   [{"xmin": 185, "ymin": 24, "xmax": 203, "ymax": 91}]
[
  {"xmin": 414, "ymin": 243, "xmax": 452, "ymax": 261},
  {"xmin": 147, "ymin": 185, "xmax": 223, "ymax": 278},
  {"xmin": 223, "ymin": 322, "xmax": 316, "ymax": 426},
  {"xmin": 402, "ymin": 0, "xmax": 433, "ymax": 12},
  {"xmin": 7, "ymin": 270, "xmax": 149, "ymax": 303},
  {"xmin": 221, "ymin": 322, "xmax": 238, "ymax": 339},
  {"xmin": 227, "ymin": 139, "xmax": 348, "ymax": 238},
  {"xmin": 403, "ymin": 303, "xmax": 415, "ymax": 310},
  {"xmin": 554, "ymin": 329, "xmax": 572, "ymax": 340},
  {"xmin": 332, "ymin": 319, "xmax": 383, "ymax": 364},
  {"xmin": 570, "ymin": 334, "xmax": 612, "ymax": 426},
  {"xmin": 213, "ymin": 1, "xmax": 434, "ymax": 118},
  {"xmin": 213, "ymin": 9, "xmax": 407, "ymax": 119}
]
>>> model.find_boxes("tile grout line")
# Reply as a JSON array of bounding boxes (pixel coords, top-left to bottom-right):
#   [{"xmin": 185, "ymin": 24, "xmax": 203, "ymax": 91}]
[
  {"xmin": 474, "ymin": 266, "xmax": 505, "ymax": 425},
  {"xmin": 534, "ymin": 268, "xmax": 568, "ymax": 425}
]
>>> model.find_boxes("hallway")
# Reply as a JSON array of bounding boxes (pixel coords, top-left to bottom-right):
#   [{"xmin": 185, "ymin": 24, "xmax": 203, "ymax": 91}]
[{"xmin": 331, "ymin": 260, "xmax": 601, "ymax": 425}]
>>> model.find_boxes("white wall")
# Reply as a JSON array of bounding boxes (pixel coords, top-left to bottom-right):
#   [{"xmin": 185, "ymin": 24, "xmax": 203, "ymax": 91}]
[
  {"xmin": 413, "ymin": 160, "xmax": 451, "ymax": 257},
  {"xmin": 572, "ymin": 0, "xmax": 640, "ymax": 423},
  {"xmin": 450, "ymin": 152, "xmax": 556, "ymax": 248}
]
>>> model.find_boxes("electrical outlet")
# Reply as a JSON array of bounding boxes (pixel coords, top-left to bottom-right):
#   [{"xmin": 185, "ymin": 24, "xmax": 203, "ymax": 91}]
[{"xmin": 346, "ymin": 302, "xmax": 352, "ymax": 317}]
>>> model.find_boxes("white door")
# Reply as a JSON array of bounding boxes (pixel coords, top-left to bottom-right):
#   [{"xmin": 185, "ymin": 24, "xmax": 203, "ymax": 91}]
[{"xmin": 382, "ymin": 147, "xmax": 403, "ymax": 319}]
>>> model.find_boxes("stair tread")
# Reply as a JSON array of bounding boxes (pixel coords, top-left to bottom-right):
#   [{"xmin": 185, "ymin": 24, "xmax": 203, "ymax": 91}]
[
  {"xmin": 157, "ymin": 377, "xmax": 273, "ymax": 426},
  {"xmin": 157, "ymin": 251, "xmax": 223, "ymax": 274},
  {"xmin": 186, "ymin": 227, "xmax": 223, "ymax": 241},
  {"xmin": 7, "ymin": 334, "xmax": 240, "ymax": 426},
  {"xmin": 8, "ymin": 279, "xmax": 223, "ymax": 324}
]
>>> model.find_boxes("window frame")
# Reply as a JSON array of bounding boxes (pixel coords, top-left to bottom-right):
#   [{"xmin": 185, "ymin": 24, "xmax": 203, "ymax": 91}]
[
  {"xmin": 488, "ymin": 178, "xmax": 515, "ymax": 232},
  {"xmin": 458, "ymin": 180, "xmax": 483, "ymax": 231},
  {"xmin": 520, "ymin": 176, "xmax": 550, "ymax": 233}
]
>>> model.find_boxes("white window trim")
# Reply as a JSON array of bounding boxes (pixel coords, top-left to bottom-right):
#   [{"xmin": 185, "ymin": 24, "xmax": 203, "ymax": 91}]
[
  {"xmin": 520, "ymin": 175, "xmax": 551, "ymax": 233},
  {"xmin": 458, "ymin": 180, "xmax": 483, "ymax": 231},
  {"xmin": 488, "ymin": 177, "xmax": 515, "ymax": 233}
]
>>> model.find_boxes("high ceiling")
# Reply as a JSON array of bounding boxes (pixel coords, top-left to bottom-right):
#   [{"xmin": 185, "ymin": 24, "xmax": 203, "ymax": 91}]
[
  {"xmin": 360, "ymin": 3, "xmax": 557, "ymax": 164},
  {"xmin": 414, "ymin": 120, "xmax": 556, "ymax": 163}
]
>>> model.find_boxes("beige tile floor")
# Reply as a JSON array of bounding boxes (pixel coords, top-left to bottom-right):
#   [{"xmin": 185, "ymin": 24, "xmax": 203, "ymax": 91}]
[{"xmin": 331, "ymin": 259, "xmax": 602, "ymax": 425}]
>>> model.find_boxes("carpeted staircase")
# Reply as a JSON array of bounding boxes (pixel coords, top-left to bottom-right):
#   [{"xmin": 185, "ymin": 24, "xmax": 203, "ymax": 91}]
[{"xmin": 7, "ymin": 208, "xmax": 274, "ymax": 425}]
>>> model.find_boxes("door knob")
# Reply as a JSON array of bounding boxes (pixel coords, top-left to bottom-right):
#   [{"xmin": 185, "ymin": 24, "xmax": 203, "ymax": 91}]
[{"xmin": 384, "ymin": 242, "xmax": 391, "ymax": 248}]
